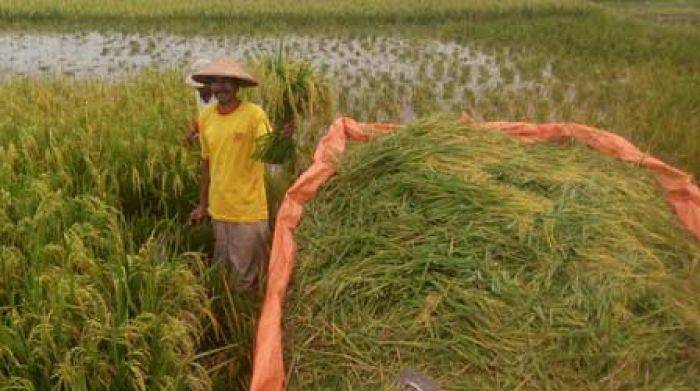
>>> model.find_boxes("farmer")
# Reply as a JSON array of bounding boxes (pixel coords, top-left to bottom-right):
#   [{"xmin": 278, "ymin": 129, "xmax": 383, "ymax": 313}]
[
  {"xmin": 188, "ymin": 56, "xmax": 291, "ymax": 292},
  {"xmin": 184, "ymin": 58, "xmax": 218, "ymax": 143}
]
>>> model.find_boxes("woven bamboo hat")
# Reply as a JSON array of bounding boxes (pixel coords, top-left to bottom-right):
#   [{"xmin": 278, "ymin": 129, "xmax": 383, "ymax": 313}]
[
  {"xmin": 184, "ymin": 58, "xmax": 212, "ymax": 88},
  {"xmin": 191, "ymin": 56, "xmax": 258, "ymax": 87}
]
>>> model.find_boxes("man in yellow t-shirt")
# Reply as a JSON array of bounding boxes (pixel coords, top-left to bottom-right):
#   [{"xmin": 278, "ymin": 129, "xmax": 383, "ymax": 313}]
[
  {"xmin": 184, "ymin": 58, "xmax": 217, "ymax": 144},
  {"xmin": 187, "ymin": 56, "xmax": 290, "ymax": 292}
]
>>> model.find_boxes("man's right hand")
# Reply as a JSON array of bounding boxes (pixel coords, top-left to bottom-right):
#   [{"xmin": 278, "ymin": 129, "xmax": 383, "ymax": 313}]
[
  {"xmin": 189, "ymin": 206, "xmax": 208, "ymax": 226},
  {"xmin": 184, "ymin": 119, "xmax": 199, "ymax": 145}
]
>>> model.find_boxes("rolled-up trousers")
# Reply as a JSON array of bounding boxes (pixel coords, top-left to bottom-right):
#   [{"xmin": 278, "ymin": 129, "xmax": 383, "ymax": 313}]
[{"xmin": 212, "ymin": 220, "xmax": 271, "ymax": 291}]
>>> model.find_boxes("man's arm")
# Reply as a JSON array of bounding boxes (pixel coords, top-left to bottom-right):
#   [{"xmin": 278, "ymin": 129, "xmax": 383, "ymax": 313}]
[
  {"xmin": 189, "ymin": 158, "xmax": 210, "ymax": 225},
  {"xmin": 185, "ymin": 118, "xmax": 200, "ymax": 144}
]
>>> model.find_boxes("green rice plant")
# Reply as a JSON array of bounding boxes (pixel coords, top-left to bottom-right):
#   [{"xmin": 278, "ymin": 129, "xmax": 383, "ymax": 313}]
[
  {"xmin": 0, "ymin": 72, "xmax": 260, "ymax": 389},
  {"xmin": 433, "ymin": 61, "xmax": 445, "ymax": 80},
  {"xmin": 442, "ymin": 82, "xmax": 455, "ymax": 101},
  {"xmin": 411, "ymin": 82, "xmax": 439, "ymax": 117},
  {"xmin": 0, "ymin": 63, "xmax": 335, "ymax": 387},
  {"xmin": 286, "ymin": 115, "xmax": 700, "ymax": 389},
  {"xmin": 500, "ymin": 65, "xmax": 515, "ymax": 85},
  {"xmin": 460, "ymin": 65, "xmax": 471, "ymax": 84}
]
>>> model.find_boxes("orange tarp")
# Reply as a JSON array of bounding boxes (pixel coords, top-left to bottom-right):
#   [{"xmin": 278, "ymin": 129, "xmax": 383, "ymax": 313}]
[{"xmin": 250, "ymin": 116, "xmax": 700, "ymax": 391}]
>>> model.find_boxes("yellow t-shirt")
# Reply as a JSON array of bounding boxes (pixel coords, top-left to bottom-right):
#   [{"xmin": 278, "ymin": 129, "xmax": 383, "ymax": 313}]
[{"xmin": 198, "ymin": 101, "xmax": 271, "ymax": 222}]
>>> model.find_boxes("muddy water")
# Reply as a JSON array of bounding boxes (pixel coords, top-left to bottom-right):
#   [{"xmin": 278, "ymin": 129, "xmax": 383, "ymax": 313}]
[{"xmin": 1, "ymin": 31, "xmax": 554, "ymax": 121}]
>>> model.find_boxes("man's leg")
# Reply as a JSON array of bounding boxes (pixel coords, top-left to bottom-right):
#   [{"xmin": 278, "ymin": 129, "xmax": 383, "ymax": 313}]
[
  {"xmin": 230, "ymin": 220, "xmax": 271, "ymax": 291},
  {"xmin": 212, "ymin": 220, "xmax": 230, "ymax": 267},
  {"xmin": 214, "ymin": 220, "xmax": 270, "ymax": 292}
]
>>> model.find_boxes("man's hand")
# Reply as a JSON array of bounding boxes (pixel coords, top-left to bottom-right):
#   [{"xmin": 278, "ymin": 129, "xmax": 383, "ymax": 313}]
[
  {"xmin": 282, "ymin": 120, "xmax": 295, "ymax": 138},
  {"xmin": 189, "ymin": 206, "xmax": 208, "ymax": 226},
  {"xmin": 185, "ymin": 119, "xmax": 199, "ymax": 145}
]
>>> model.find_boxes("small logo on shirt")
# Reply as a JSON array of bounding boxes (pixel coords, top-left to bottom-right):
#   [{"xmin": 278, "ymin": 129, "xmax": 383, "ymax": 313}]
[{"xmin": 232, "ymin": 132, "xmax": 246, "ymax": 142}]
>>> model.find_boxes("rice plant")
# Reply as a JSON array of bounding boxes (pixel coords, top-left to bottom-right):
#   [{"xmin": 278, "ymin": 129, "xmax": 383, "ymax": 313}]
[{"xmin": 0, "ymin": 72, "xmax": 261, "ymax": 389}]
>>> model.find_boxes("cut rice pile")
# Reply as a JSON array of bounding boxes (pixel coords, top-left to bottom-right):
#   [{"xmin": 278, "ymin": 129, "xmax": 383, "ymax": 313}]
[{"xmin": 285, "ymin": 116, "xmax": 700, "ymax": 390}]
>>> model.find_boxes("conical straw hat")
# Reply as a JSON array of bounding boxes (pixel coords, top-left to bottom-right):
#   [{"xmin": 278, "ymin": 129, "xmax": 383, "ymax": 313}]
[
  {"xmin": 184, "ymin": 58, "xmax": 212, "ymax": 88},
  {"xmin": 191, "ymin": 56, "xmax": 258, "ymax": 87}
]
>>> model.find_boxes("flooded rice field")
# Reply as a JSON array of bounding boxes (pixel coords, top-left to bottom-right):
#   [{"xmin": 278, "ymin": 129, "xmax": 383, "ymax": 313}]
[{"xmin": 2, "ymin": 31, "xmax": 562, "ymax": 121}]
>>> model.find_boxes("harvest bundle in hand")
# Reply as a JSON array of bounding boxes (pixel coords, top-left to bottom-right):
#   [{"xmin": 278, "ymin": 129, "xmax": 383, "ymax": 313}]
[{"xmin": 251, "ymin": 51, "xmax": 331, "ymax": 167}]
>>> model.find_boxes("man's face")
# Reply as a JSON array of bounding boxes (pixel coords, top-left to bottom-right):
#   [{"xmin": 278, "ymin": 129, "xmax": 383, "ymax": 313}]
[
  {"xmin": 209, "ymin": 77, "xmax": 238, "ymax": 105},
  {"xmin": 197, "ymin": 85, "xmax": 212, "ymax": 101}
]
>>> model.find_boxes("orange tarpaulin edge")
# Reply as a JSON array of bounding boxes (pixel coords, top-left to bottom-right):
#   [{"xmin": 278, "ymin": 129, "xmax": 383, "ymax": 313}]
[{"xmin": 250, "ymin": 116, "xmax": 700, "ymax": 391}]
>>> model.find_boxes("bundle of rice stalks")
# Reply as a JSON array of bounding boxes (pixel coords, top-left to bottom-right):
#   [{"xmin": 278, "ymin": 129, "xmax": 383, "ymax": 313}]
[
  {"xmin": 285, "ymin": 116, "xmax": 700, "ymax": 389},
  {"xmin": 248, "ymin": 49, "xmax": 332, "ymax": 167},
  {"xmin": 255, "ymin": 130, "xmax": 296, "ymax": 165}
]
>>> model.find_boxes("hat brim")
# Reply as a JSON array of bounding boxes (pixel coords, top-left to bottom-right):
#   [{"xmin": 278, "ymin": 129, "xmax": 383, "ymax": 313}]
[
  {"xmin": 185, "ymin": 75, "xmax": 205, "ymax": 88},
  {"xmin": 191, "ymin": 74, "xmax": 259, "ymax": 88}
]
